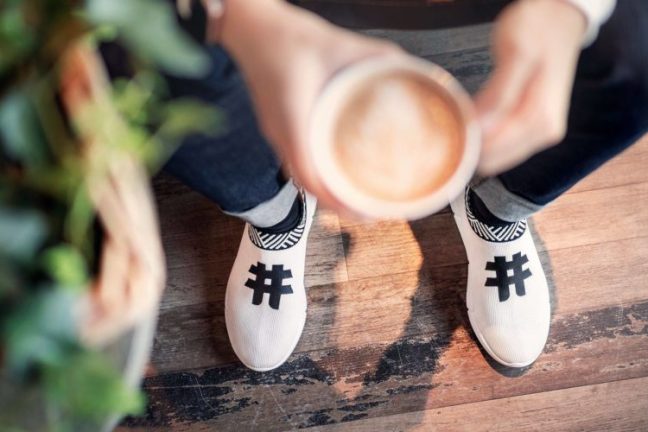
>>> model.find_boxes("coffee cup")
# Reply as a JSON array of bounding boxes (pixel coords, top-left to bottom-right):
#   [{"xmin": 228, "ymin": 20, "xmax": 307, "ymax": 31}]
[{"xmin": 308, "ymin": 55, "xmax": 480, "ymax": 220}]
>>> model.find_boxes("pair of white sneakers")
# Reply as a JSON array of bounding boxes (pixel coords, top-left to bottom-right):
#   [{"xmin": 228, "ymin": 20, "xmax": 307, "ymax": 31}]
[{"xmin": 225, "ymin": 188, "xmax": 550, "ymax": 371}]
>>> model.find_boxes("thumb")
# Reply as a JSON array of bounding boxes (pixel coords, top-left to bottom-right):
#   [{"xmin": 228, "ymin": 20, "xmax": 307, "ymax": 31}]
[{"xmin": 475, "ymin": 50, "xmax": 536, "ymax": 133}]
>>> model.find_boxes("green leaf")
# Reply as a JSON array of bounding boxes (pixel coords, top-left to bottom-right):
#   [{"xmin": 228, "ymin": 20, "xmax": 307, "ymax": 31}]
[
  {"xmin": 112, "ymin": 73, "xmax": 160, "ymax": 127},
  {"xmin": 85, "ymin": 0, "xmax": 210, "ymax": 77},
  {"xmin": 41, "ymin": 245, "xmax": 89, "ymax": 291},
  {"xmin": 0, "ymin": 1, "xmax": 38, "ymax": 74},
  {"xmin": 65, "ymin": 184, "xmax": 95, "ymax": 256},
  {"xmin": 22, "ymin": 164, "xmax": 84, "ymax": 202},
  {"xmin": 158, "ymin": 99, "xmax": 223, "ymax": 139},
  {"xmin": 0, "ymin": 206, "xmax": 48, "ymax": 261},
  {"xmin": 0, "ymin": 89, "xmax": 49, "ymax": 166},
  {"xmin": 136, "ymin": 99, "xmax": 222, "ymax": 170},
  {"xmin": 2, "ymin": 289, "xmax": 78, "ymax": 374},
  {"xmin": 42, "ymin": 350, "xmax": 146, "ymax": 420},
  {"xmin": 0, "ymin": 256, "xmax": 22, "ymax": 298}
]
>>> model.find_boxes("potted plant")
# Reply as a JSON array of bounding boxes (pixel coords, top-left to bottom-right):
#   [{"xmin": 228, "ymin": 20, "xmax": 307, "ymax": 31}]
[{"xmin": 0, "ymin": 0, "xmax": 219, "ymax": 430}]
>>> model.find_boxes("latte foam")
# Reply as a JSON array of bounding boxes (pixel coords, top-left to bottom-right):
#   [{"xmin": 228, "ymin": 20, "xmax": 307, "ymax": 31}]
[{"xmin": 333, "ymin": 72, "xmax": 464, "ymax": 202}]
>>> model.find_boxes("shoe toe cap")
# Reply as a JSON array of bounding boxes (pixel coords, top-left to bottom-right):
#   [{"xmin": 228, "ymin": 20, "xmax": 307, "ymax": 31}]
[
  {"xmin": 479, "ymin": 324, "xmax": 548, "ymax": 368},
  {"xmin": 226, "ymin": 309, "xmax": 306, "ymax": 372}
]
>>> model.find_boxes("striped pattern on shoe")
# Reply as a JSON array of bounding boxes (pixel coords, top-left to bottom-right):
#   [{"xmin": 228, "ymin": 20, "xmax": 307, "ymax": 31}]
[
  {"xmin": 248, "ymin": 191, "xmax": 307, "ymax": 251},
  {"xmin": 465, "ymin": 191, "xmax": 527, "ymax": 243}
]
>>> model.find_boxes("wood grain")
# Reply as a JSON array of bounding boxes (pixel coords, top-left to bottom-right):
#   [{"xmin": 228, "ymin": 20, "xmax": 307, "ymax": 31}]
[
  {"xmin": 121, "ymin": 299, "xmax": 648, "ymax": 431},
  {"xmin": 570, "ymin": 135, "xmax": 648, "ymax": 194},
  {"xmin": 365, "ymin": 23, "xmax": 491, "ymax": 58},
  {"xmin": 314, "ymin": 376, "xmax": 648, "ymax": 432},
  {"xmin": 294, "ymin": 0, "xmax": 512, "ymax": 30},
  {"xmin": 533, "ymin": 182, "xmax": 648, "ymax": 252}
]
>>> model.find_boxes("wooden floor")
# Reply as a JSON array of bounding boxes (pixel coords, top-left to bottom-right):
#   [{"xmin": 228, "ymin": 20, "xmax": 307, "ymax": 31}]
[{"xmin": 118, "ymin": 25, "xmax": 648, "ymax": 432}]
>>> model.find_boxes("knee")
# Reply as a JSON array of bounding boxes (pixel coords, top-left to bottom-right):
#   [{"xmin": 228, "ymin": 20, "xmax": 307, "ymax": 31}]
[
  {"xmin": 581, "ymin": 1, "xmax": 648, "ymax": 93},
  {"xmin": 576, "ymin": 2, "xmax": 648, "ymax": 131}
]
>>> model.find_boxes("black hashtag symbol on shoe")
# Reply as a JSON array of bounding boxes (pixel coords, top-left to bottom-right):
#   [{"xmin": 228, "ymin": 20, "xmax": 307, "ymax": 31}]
[
  {"xmin": 485, "ymin": 252, "xmax": 532, "ymax": 302},
  {"xmin": 245, "ymin": 262, "xmax": 293, "ymax": 310}
]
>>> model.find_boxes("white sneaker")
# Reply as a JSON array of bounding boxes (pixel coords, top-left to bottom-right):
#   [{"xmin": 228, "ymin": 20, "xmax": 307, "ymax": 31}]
[
  {"xmin": 451, "ymin": 189, "xmax": 550, "ymax": 368},
  {"xmin": 225, "ymin": 191, "xmax": 316, "ymax": 371}
]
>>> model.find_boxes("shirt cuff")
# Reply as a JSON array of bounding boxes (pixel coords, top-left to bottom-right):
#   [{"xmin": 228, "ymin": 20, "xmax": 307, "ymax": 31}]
[{"xmin": 559, "ymin": 0, "xmax": 617, "ymax": 46}]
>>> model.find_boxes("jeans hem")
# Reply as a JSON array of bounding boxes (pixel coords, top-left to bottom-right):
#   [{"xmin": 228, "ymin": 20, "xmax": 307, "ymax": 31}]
[
  {"xmin": 224, "ymin": 180, "xmax": 298, "ymax": 227},
  {"xmin": 471, "ymin": 177, "xmax": 544, "ymax": 222}
]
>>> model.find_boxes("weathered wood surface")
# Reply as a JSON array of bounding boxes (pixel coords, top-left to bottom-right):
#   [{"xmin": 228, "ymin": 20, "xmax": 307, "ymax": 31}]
[
  {"xmin": 121, "ymin": 299, "xmax": 648, "ymax": 430},
  {"xmin": 314, "ymin": 376, "xmax": 648, "ymax": 432},
  {"xmin": 118, "ymin": 133, "xmax": 648, "ymax": 431},
  {"xmin": 117, "ymin": 22, "xmax": 648, "ymax": 432}
]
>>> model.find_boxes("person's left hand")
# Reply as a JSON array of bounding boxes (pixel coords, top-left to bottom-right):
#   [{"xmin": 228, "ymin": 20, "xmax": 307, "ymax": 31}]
[
  {"xmin": 475, "ymin": 0, "xmax": 588, "ymax": 175},
  {"xmin": 216, "ymin": 0, "xmax": 402, "ymax": 217}
]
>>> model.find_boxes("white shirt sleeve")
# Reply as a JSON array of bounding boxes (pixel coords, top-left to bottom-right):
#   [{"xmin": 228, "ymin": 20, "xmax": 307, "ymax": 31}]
[{"xmin": 560, "ymin": 0, "xmax": 617, "ymax": 46}]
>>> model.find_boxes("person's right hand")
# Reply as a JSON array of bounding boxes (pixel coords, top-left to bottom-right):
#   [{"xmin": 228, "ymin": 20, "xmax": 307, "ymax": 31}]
[
  {"xmin": 474, "ymin": 0, "xmax": 586, "ymax": 175},
  {"xmin": 217, "ymin": 0, "xmax": 402, "ymax": 216}
]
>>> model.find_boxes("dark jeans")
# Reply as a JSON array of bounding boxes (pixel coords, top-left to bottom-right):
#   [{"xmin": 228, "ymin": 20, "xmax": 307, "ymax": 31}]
[
  {"xmin": 164, "ymin": 0, "xmax": 648, "ymax": 221},
  {"xmin": 162, "ymin": 47, "xmax": 287, "ymax": 214}
]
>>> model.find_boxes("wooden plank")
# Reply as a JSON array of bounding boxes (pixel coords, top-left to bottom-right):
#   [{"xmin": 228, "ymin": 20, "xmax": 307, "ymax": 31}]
[
  {"xmin": 364, "ymin": 23, "xmax": 492, "ymax": 58},
  {"xmin": 338, "ymin": 214, "xmax": 460, "ymax": 281},
  {"xmin": 120, "ymin": 299, "xmax": 648, "ymax": 431},
  {"xmin": 313, "ymin": 376, "xmax": 648, "ymax": 432},
  {"xmin": 533, "ymin": 182, "xmax": 648, "ymax": 252},
  {"xmin": 541, "ymin": 236, "xmax": 648, "ymax": 315},
  {"xmin": 424, "ymin": 46, "xmax": 493, "ymax": 94},
  {"xmin": 569, "ymin": 134, "xmax": 648, "ymax": 194}
]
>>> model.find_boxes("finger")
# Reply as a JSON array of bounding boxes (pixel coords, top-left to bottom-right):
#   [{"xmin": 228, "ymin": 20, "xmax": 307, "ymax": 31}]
[
  {"xmin": 478, "ymin": 131, "xmax": 538, "ymax": 176},
  {"xmin": 475, "ymin": 51, "xmax": 537, "ymax": 133},
  {"xmin": 478, "ymin": 69, "xmax": 567, "ymax": 175}
]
